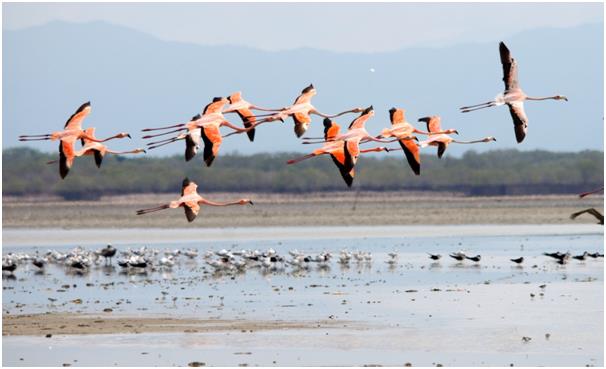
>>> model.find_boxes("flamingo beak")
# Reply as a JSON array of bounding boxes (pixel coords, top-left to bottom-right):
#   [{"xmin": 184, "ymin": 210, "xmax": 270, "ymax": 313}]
[
  {"xmin": 127, "ymin": 134, "xmax": 132, "ymax": 139},
  {"xmin": 249, "ymin": 201, "xmax": 254, "ymax": 206},
  {"xmin": 142, "ymin": 149, "xmax": 147, "ymax": 154},
  {"xmin": 454, "ymin": 130, "xmax": 459, "ymax": 135}
]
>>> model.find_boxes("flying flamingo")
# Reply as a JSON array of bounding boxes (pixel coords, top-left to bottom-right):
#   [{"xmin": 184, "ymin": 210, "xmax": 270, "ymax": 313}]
[
  {"xmin": 136, "ymin": 178, "xmax": 254, "ymax": 222},
  {"xmin": 145, "ymin": 114, "xmax": 203, "ymax": 161},
  {"xmin": 417, "ymin": 116, "xmax": 495, "ymax": 157},
  {"xmin": 19, "ymin": 102, "xmax": 131, "ymax": 144},
  {"xmin": 260, "ymin": 84, "xmax": 363, "ymax": 138},
  {"xmin": 46, "ymin": 127, "xmax": 145, "ymax": 177},
  {"xmin": 460, "ymin": 42, "xmax": 568, "ymax": 143},
  {"xmin": 570, "ymin": 208, "xmax": 604, "ymax": 225},
  {"xmin": 377, "ymin": 108, "xmax": 457, "ymax": 175},
  {"xmin": 223, "ymin": 92, "xmax": 284, "ymax": 142},
  {"xmin": 579, "ymin": 187, "xmax": 604, "ymax": 198},
  {"xmin": 142, "ymin": 97, "xmax": 250, "ymax": 166}
]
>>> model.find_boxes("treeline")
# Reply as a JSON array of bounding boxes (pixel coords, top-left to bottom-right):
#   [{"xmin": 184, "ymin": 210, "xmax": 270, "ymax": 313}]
[{"xmin": 3, "ymin": 147, "xmax": 603, "ymax": 200}]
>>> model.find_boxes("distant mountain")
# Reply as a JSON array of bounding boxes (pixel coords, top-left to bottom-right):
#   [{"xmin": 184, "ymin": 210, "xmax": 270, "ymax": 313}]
[{"xmin": 3, "ymin": 21, "xmax": 603, "ymax": 157}]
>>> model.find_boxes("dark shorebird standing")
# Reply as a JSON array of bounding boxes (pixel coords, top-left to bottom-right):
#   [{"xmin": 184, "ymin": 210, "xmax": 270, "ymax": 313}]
[
  {"xmin": 428, "ymin": 253, "xmax": 442, "ymax": 261},
  {"xmin": 587, "ymin": 252, "xmax": 604, "ymax": 258},
  {"xmin": 449, "ymin": 253, "xmax": 465, "ymax": 261},
  {"xmin": 572, "ymin": 252, "xmax": 588, "ymax": 261},
  {"xmin": 2, "ymin": 262, "xmax": 17, "ymax": 273},
  {"xmin": 100, "ymin": 245, "xmax": 117, "ymax": 265},
  {"xmin": 465, "ymin": 254, "xmax": 481, "ymax": 262},
  {"xmin": 510, "ymin": 257, "xmax": 524, "ymax": 264}
]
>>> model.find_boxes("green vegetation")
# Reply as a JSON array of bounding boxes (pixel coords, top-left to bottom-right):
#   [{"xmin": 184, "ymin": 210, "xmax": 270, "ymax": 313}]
[{"xmin": 3, "ymin": 147, "xmax": 603, "ymax": 200}]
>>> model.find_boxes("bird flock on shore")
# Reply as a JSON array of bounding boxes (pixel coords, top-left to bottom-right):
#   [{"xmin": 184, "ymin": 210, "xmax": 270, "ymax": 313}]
[
  {"xmin": 2, "ymin": 244, "xmax": 603, "ymax": 276},
  {"xmin": 17, "ymin": 41, "xmax": 601, "ymax": 225}
]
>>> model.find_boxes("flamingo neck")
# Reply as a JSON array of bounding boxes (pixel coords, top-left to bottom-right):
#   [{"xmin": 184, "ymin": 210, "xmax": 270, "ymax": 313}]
[{"xmin": 525, "ymin": 96, "xmax": 559, "ymax": 101}]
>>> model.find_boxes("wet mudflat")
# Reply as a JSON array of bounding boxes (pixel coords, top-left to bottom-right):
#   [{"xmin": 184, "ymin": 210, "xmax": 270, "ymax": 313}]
[{"xmin": 2, "ymin": 225, "xmax": 603, "ymax": 366}]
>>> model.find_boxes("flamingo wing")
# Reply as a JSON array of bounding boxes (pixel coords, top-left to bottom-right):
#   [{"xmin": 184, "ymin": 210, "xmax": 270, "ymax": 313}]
[
  {"xmin": 202, "ymin": 98, "xmax": 226, "ymax": 115},
  {"xmin": 64, "ymin": 102, "xmax": 91, "ymax": 130},
  {"xmin": 570, "ymin": 208, "xmax": 604, "ymax": 225},
  {"xmin": 93, "ymin": 149, "xmax": 104, "ymax": 168},
  {"xmin": 200, "ymin": 125, "xmax": 222, "ymax": 167},
  {"xmin": 437, "ymin": 142, "xmax": 447, "ymax": 158},
  {"xmin": 329, "ymin": 146, "xmax": 355, "ymax": 187},
  {"xmin": 507, "ymin": 101, "xmax": 528, "ymax": 143},
  {"xmin": 181, "ymin": 178, "xmax": 198, "ymax": 196},
  {"xmin": 418, "ymin": 116, "xmax": 442, "ymax": 133},
  {"xmin": 499, "ymin": 42, "xmax": 520, "ymax": 91},
  {"xmin": 234, "ymin": 107, "xmax": 257, "ymax": 142},
  {"xmin": 183, "ymin": 201, "xmax": 200, "ymax": 223},
  {"xmin": 398, "ymin": 138, "xmax": 421, "ymax": 175},
  {"xmin": 323, "ymin": 119, "xmax": 341, "ymax": 141},
  {"xmin": 58, "ymin": 140, "xmax": 76, "ymax": 179},
  {"xmin": 389, "ymin": 108, "xmax": 405, "ymax": 125},
  {"xmin": 185, "ymin": 128, "xmax": 201, "ymax": 162},
  {"xmin": 345, "ymin": 140, "xmax": 360, "ymax": 168},
  {"xmin": 293, "ymin": 111, "xmax": 312, "ymax": 138},
  {"xmin": 294, "ymin": 84, "xmax": 315, "ymax": 104}
]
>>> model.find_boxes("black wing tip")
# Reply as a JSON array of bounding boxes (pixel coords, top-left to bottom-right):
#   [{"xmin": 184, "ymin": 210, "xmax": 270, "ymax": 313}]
[
  {"xmin": 191, "ymin": 114, "xmax": 201, "ymax": 121},
  {"xmin": 323, "ymin": 117, "xmax": 332, "ymax": 126},
  {"xmin": 417, "ymin": 116, "xmax": 430, "ymax": 123},
  {"xmin": 514, "ymin": 125, "xmax": 526, "ymax": 143},
  {"xmin": 182, "ymin": 177, "xmax": 191, "ymax": 187},
  {"xmin": 294, "ymin": 124, "xmax": 306, "ymax": 138},
  {"xmin": 246, "ymin": 128, "xmax": 256, "ymax": 142},
  {"xmin": 301, "ymin": 83, "xmax": 315, "ymax": 93}
]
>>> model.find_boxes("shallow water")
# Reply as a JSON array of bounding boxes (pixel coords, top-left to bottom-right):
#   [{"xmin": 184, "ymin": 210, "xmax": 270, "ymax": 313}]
[{"xmin": 2, "ymin": 226, "xmax": 604, "ymax": 366}]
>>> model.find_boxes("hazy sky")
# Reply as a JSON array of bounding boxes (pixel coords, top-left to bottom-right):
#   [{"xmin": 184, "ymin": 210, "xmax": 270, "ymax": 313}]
[{"xmin": 3, "ymin": 2, "xmax": 603, "ymax": 52}]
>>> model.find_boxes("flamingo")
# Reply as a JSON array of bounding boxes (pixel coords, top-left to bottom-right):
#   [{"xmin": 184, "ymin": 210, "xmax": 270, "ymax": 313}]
[
  {"xmin": 288, "ymin": 108, "xmax": 393, "ymax": 186},
  {"xmin": 570, "ymin": 208, "xmax": 604, "ymax": 225},
  {"xmin": 287, "ymin": 119, "xmax": 357, "ymax": 186},
  {"xmin": 460, "ymin": 42, "xmax": 568, "ymax": 143},
  {"xmin": 260, "ymin": 84, "xmax": 363, "ymax": 138},
  {"xmin": 145, "ymin": 114, "xmax": 203, "ymax": 161},
  {"xmin": 223, "ymin": 91, "xmax": 284, "ymax": 142},
  {"xmin": 416, "ymin": 116, "xmax": 495, "ymax": 158},
  {"xmin": 46, "ymin": 127, "xmax": 145, "ymax": 178},
  {"xmin": 143, "ymin": 97, "xmax": 250, "ymax": 166},
  {"xmin": 377, "ymin": 108, "xmax": 457, "ymax": 175},
  {"xmin": 19, "ymin": 102, "xmax": 131, "ymax": 144},
  {"xmin": 136, "ymin": 178, "xmax": 254, "ymax": 222}
]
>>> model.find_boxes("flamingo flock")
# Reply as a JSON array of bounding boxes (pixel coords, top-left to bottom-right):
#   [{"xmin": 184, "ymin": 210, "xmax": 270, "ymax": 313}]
[{"xmin": 18, "ymin": 41, "xmax": 588, "ymax": 224}]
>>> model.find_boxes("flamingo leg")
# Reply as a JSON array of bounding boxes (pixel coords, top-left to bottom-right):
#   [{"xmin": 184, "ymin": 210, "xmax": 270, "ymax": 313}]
[
  {"xmin": 286, "ymin": 153, "xmax": 316, "ymax": 165},
  {"xmin": 147, "ymin": 138, "xmax": 185, "ymax": 150},
  {"xmin": 460, "ymin": 101, "xmax": 495, "ymax": 109},
  {"xmin": 19, "ymin": 137, "xmax": 51, "ymax": 141},
  {"xmin": 19, "ymin": 134, "xmax": 51, "ymax": 138},
  {"xmin": 136, "ymin": 204, "xmax": 171, "ymax": 215},
  {"xmin": 142, "ymin": 128, "xmax": 187, "ymax": 139},
  {"xmin": 460, "ymin": 103, "xmax": 496, "ymax": 113},
  {"xmin": 141, "ymin": 123, "xmax": 186, "ymax": 132}
]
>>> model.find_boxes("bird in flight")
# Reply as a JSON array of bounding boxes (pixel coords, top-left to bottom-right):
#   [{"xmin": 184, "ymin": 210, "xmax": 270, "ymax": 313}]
[
  {"xmin": 460, "ymin": 42, "xmax": 567, "ymax": 143},
  {"xmin": 136, "ymin": 178, "xmax": 254, "ymax": 222},
  {"xmin": 223, "ymin": 91, "xmax": 284, "ymax": 142},
  {"xmin": 417, "ymin": 116, "xmax": 494, "ymax": 158},
  {"xmin": 259, "ymin": 84, "xmax": 363, "ymax": 138}
]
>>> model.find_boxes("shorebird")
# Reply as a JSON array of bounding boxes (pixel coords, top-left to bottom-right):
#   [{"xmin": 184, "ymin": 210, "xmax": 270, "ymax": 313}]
[
  {"xmin": 572, "ymin": 252, "xmax": 588, "ymax": 261},
  {"xmin": 570, "ymin": 208, "xmax": 604, "ymax": 225},
  {"xmin": 259, "ymin": 84, "xmax": 363, "ymax": 137},
  {"xmin": 100, "ymin": 245, "xmax": 117, "ymax": 265},
  {"xmin": 510, "ymin": 257, "xmax": 524, "ymax": 264},
  {"xmin": 2, "ymin": 262, "xmax": 17, "ymax": 273},
  {"xmin": 449, "ymin": 252, "xmax": 466, "ymax": 261},
  {"xmin": 465, "ymin": 254, "xmax": 481, "ymax": 262},
  {"xmin": 136, "ymin": 178, "xmax": 253, "ymax": 222},
  {"xmin": 417, "ymin": 116, "xmax": 495, "ymax": 158},
  {"xmin": 587, "ymin": 252, "xmax": 604, "ymax": 258},
  {"xmin": 223, "ymin": 91, "xmax": 284, "ymax": 142},
  {"xmin": 460, "ymin": 42, "xmax": 567, "ymax": 143},
  {"xmin": 428, "ymin": 253, "xmax": 442, "ymax": 261}
]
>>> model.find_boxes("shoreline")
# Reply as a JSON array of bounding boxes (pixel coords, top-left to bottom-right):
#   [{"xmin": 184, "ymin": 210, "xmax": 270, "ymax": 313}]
[
  {"xmin": 2, "ymin": 224, "xmax": 602, "ymax": 247},
  {"xmin": 2, "ymin": 313, "xmax": 354, "ymax": 336}
]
